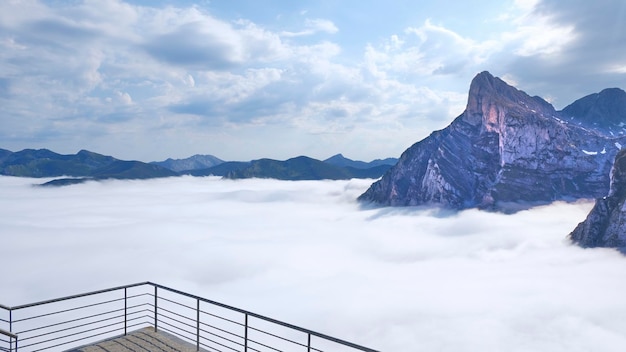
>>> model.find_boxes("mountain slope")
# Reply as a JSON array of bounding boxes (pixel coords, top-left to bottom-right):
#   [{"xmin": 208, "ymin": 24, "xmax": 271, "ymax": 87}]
[
  {"xmin": 359, "ymin": 71, "xmax": 626, "ymax": 210},
  {"xmin": 569, "ymin": 149, "xmax": 626, "ymax": 252}
]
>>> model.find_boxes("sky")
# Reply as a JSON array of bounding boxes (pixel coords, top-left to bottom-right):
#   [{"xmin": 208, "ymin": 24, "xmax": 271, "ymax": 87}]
[
  {"xmin": 3, "ymin": 176, "xmax": 626, "ymax": 351},
  {"xmin": 1, "ymin": 0, "xmax": 626, "ymax": 162}
]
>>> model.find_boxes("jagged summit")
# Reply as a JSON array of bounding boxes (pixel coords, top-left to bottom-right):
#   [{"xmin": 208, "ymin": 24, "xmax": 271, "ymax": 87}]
[
  {"xmin": 463, "ymin": 71, "xmax": 555, "ymax": 132},
  {"xmin": 359, "ymin": 71, "xmax": 626, "ymax": 211}
]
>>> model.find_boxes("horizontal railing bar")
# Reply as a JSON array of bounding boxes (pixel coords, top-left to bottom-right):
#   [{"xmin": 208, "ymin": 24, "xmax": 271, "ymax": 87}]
[
  {"xmin": 153, "ymin": 324, "xmax": 200, "ymax": 346},
  {"xmin": 246, "ymin": 336, "xmax": 284, "ymax": 352},
  {"xmin": 126, "ymin": 314, "xmax": 152, "ymax": 324},
  {"xmin": 126, "ymin": 293, "xmax": 152, "ymax": 300},
  {"xmin": 0, "ymin": 318, "xmax": 8, "ymax": 324},
  {"xmin": 10, "ymin": 282, "xmax": 150, "ymax": 310},
  {"xmin": 198, "ymin": 334, "xmax": 242, "ymax": 352},
  {"xmin": 198, "ymin": 326, "xmax": 245, "ymax": 349},
  {"xmin": 127, "ymin": 308, "xmax": 152, "ymax": 317},
  {"xmin": 159, "ymin": 313, "xmax": 245, "ymax": 349},
  {"xmin": 147, "ymin": 282, "xmax": 378, "ymax": 352},
  {"xmin": 27, "ymin": 327, "xmax": 121, "ymax": 352},
  {"xmin": 16, "ymin": 308, "xmax": 124, "ymax": 335},
  {"xmin": 159, "ymin": 321, "xmax": 241, "ymax": 352},
  {"xmin": 19, "ymin": 316, "xmax": 122, "ymax": 343},
  {"xmin": 157, "ymin": 295, "xmax": 196, "ymax": 312},
  {"xmin": 200, "ymin": 309, "xmax": 244, "ymax": 327},
  {"xmin": 126, "ymin": 303, "xmax": 152, "ymax": 312},
  {"xmin": 127, "ymin": 321, "xmax": 151, "ymax": 330},
  {"xmin": 156, "ymin": 306, "xmax": 195, "ymax": 325},
  {"xmin": 13, "ymin": 297, "xmax": 125, "ymax": 323},
  {"xmin": 127, "ymin": 310, "xmax": 152, "ymax": 320},
  {"xmin": 199, "ymin": 321, "xmax": 245, "ymax": 343},
  {"xmin": 0, "ymin": 304, "xmax": 10, "ymax": 311},
  {"xmin": 0, "ymin": 329, "xmax": 17, "ymax": 339},
  {"xmin": 20, "ymin": 320, "xmax": 121, "ymax": 349},
  {"xmin": 158, "ymin": 325, "xmax": 235, "ymax": 352},
  {"xmin": 157, "ymin": 319, "xmax": 195, "ymax": 339},
  {"xmin": 247, "ymin": 325, "xmax": 308, "ymax": 349}
]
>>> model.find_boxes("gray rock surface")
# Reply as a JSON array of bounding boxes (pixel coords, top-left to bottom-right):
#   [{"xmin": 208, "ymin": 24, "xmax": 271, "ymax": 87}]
[
  {"xmin": 569, "ymin": 149, "xmax": 626, "ymax": 251},
  {"xmin": 359, "ymin": 71, "xmax": 626, "ymax": 210}
]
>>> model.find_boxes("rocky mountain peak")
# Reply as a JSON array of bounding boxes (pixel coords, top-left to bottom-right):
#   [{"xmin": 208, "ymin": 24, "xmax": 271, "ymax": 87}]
[
  {"xmin": 359, "ymin": 72, "xmax": 626, "ymax": 211},
  {"xmin": 463, "ymin": 71, "xmax": 554, "ymax": 132}
]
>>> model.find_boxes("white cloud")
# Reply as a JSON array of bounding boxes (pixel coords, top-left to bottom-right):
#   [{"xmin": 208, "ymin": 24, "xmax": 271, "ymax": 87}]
[
  {"xmin": 3, "ymin": 176, "xmax": 626, "ymax": 352},
  {"xmin": 280, "ymin": 18, "xmax": 338, "ymax": 37},
  {"xmin": 502, "ymin": 4, "xmax": 577, "ymax": 57}
]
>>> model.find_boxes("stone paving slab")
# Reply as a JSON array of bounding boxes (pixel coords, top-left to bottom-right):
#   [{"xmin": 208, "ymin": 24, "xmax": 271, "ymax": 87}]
[{"xmin": 65, "ymin": 327, "xmax": 206, "ymax": 352}]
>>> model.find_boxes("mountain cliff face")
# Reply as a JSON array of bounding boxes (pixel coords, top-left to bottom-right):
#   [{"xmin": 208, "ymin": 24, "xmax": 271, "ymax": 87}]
[
  {"xmin": 569, "ymin": 149, "xmax": 626, "ymax": 252},
  {"xmin": 359, "ymin": 71, "xmax": 626, "ymax": 210}
]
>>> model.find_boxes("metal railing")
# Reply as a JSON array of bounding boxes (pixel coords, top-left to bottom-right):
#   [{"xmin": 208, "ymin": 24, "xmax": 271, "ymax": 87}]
[{"xmin": 0, "ymin": 282, "xmax": 378, "ymax": 352}]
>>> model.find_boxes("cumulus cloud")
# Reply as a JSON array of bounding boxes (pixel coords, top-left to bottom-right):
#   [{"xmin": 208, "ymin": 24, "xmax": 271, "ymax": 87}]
[{"xmin": 3, "ymin": 176, "xmax": 626, "ymax": 352}]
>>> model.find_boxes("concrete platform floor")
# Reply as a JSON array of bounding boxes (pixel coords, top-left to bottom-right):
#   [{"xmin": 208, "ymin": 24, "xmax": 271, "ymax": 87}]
[{"xmin": 65, "ymin": 327, "xmax": 206, "ymax": 352}]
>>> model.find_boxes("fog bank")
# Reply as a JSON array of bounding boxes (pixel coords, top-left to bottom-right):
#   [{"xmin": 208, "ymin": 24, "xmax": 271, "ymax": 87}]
[{"xmin": 2, "ymin": 176, "xmax": 625, "ymax": 352}]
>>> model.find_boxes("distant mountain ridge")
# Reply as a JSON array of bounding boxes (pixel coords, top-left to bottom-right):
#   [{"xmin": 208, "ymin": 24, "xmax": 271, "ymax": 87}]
[
  {"xmin": 0, "ymin": 148, "xmax": 395, "ymax": 184},
  {"xmin": 150, "ymin": 154, "xmax": 224, "ymax": 172},
  {"xmin": 359, "ymin": 71, "xmax": 626, "ymax": 211},
  {"xmin": 0, "ymin": 149, "xmax": 178, "ymax": 183},
  {"xmin": 324, "ymin": 154, "xmax": 398, "ymax": 169},
  {"xmin": 223, "ymin": 156, "xmax": 394, "ymax": 180}
]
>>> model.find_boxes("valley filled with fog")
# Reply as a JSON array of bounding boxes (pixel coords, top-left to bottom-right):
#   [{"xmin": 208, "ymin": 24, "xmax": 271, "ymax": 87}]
[{"xmin": 2, "ymin": 176, "xmax": 626, "ymax": 352}]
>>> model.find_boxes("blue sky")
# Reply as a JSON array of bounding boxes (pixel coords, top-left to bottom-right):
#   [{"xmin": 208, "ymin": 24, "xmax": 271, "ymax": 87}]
[{"xmin": 1, "ymin": 0, "xmax": 625, "ymax": 162}]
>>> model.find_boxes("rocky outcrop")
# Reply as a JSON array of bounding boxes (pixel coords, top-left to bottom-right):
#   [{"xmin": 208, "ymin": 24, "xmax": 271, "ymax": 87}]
[
  {"xmin": 569, "ymin": 149, "xmax": 626, "ymax": 252},
  {"xmin": 359, "ymin": 71, "xmax": 626, "ymax": 211}
]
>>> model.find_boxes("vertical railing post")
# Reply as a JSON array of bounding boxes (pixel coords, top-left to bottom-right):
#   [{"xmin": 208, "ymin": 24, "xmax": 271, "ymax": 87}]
[
  {"xmin": 124, "ymin": 288, "xmax": 128, "ymax": 336},
  {"xmin": 307, "ymin": 333, "xmax": 311, "ymax": 352},
  {"xmin": 196, "ymin": 299, "xmax": 200, "ymax": 351},
  {"xmin": 154, "ymin": 286, "xmax": 158, "ymax": 332},
  {"xmin": 244, "ymin": 313, "xmax": 248, "ymax": 352},
  {"xmin": 9, "ymin": 310, "xmax": 12, "ymax": 352}
]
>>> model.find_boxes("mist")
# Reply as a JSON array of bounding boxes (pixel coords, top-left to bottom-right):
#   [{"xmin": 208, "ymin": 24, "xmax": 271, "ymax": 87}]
[{"xmin": 2, "ymin": 175, "xmax": 626, "ymax": 352}]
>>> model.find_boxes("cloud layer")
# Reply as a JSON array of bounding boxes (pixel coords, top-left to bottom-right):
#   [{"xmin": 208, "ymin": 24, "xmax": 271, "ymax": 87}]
[
  {"xmin": 3, "ymin": 176, "xmax": 626, "ymax": 351},
  {"xmin": 1, "ymin": 1, "xmax": 624, "ymax": 161}
]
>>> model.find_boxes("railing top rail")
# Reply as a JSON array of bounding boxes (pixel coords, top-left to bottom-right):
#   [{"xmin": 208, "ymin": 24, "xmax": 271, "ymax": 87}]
[
  {"xmin": 148, "ymin": 282, "xmax": 379, "ymax": 352},
  {"xmin": 0, "ymin": 328, "xmax": 17, "ymax": 339},
  {"xmin": 8, "ymin": 282, "xmax": 150, "ymax": 310},
  {"xmin": 0, "ymin": 304, "xmax": 10, "ymax": 311}
]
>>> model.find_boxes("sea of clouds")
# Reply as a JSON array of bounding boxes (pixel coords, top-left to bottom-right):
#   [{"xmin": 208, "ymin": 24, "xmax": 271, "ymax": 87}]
[{"xmin": 2, "ymin": 175, "xmax": 626, "ymax": 352}]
